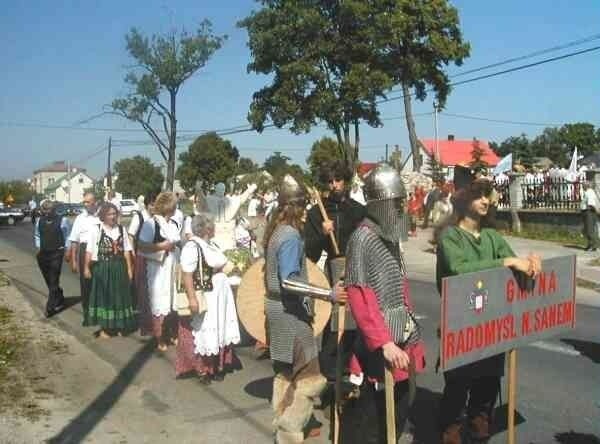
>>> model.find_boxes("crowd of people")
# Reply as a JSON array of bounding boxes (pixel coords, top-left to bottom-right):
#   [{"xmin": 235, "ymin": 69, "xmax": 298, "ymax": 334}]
[{"xmin": 32, "ymin": 160, "xmax": 553, "ymax": 444}]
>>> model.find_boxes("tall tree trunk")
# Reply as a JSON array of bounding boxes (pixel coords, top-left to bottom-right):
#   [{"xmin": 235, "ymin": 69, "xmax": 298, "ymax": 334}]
[
  {"xmin": 167, "ymin": 91, "xmax": 177, "ymax": 191},
  {"xmin": 343, "ymin": 122, "xmax": 354, "ymax": 169},
  {"xmin": 402, "ymin": 82, "xmax": 420, "ymax": 172}
]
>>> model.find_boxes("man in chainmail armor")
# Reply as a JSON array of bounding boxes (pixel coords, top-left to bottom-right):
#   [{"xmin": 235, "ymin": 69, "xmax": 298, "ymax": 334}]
[
  {"xmin": 341, "ymin": 164, "xmax": 426, "ymax": 443},
  {"xmin": 264, "ymin": 174, "xmax": 347, "ymax": 444}
]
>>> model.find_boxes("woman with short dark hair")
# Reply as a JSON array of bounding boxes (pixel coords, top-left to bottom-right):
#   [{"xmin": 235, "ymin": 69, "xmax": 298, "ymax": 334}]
[{"xmin": 84, "ymin": 202, "xmax": 136, "ymax": 338}]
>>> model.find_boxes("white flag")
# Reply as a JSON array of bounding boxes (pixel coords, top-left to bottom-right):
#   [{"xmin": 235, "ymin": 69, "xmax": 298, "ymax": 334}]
[
  {"xmin": 568, "ymin": 147, "xmax": 578, "ymax": 173},
  {"xmin": 492, "ymin": 153, "xmax": 512, "ymax": 175}
]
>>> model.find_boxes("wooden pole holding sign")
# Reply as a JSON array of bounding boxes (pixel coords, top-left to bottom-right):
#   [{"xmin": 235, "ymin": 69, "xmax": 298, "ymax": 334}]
[
  {"xmin": 308, "ymin": 187, "xmax": 345, "ymax": 444},
  {"xmin": 507, "ymin": 349, "xmax": 517, "ymax": 444}
]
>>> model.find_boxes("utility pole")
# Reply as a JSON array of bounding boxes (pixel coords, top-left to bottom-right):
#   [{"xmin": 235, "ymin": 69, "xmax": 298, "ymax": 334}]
[
  {"xmin": 434, "ymin": 102, "xmax": 439, "ymax": 161},
  {"xmin": 385, "ymin": 144, "xmax": 389, "ymax": 163},
  {"xmin": 67, "ymin": 160, "xmax": 71, "ymax": 204},
  {"xmin": 106, "ymin": 137, "xmax": 112, "ymax": 193}
]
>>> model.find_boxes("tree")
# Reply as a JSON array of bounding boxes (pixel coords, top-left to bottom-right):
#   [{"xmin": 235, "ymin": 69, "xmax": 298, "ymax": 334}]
[
  {"xmin": 114, "ymin": 156, "xmax": 164, "ymax": 199},
  {"xmin": 237, "ymin": 157, "xmax": 260, "ymax": 175},
  {"xmin": 240, "ymin": 2, "xmax": 469, "ymax": 172},
  {"xmin": 558, "ymin": 123, "xmax": 600, "ymax": 158},
  {"xmin": 176, "ymin": 132, "xmax": 239, "ymax": 193},
  {"xmin": 427, "ymin": 155, "xmax": 446, "ymax": 183},
  {"xmin": 239, "ymin": 3, "xmax": 395, "ymax": 168},
  {"xmin": 263, "ymin": 151, "xmax": 292, "ymax": 181},
  {"xmin": 0, "ymin": 180, "xmax": 32, "ymax": 204},
  {"xmin": 110, "ymin": 23, "xmax": 226, "ymax": 190},
  {"xmin": 493, "ymin": 134, "xmax": 532, "ymax": 165},
  {"xmin": 84, "ymin": 181, "xmax": 106, "ymax": 200},
  {"xmin": 374, "ymin": 1, "xmax": 470, "ymax": 171},
  {"xmin": 469, "ymin": 140, "xmax": 489, "ymax": 171},
  {"xmin": 306, "ymin": 137, "xmax": 344, "ymax": 186}
]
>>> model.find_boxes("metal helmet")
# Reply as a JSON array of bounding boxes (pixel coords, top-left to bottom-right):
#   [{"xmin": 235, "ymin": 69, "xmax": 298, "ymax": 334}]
[
  {"xmin": 278, "ymin": 174, "xmax": 307, "ymax": 207},
  {"xmin": 363, "ymin": 163, "xmax": 407, "ymax": 202},
  {"xmin": 363, "ymin": 163, "xmax": 407, "ymax": 242}
]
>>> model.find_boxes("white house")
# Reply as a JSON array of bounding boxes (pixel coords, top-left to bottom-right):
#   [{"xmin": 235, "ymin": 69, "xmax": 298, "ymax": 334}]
[
  {"xmin": 32, "ymin": 161, "xmax": 86, "ymax": 195},
  {"xmin": 44, "ymin": 171, "xmax": 95, "ymax": 203}
]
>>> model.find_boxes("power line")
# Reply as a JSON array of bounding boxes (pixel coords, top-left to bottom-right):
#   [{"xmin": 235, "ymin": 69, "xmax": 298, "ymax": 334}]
[
  {"xmin": 379, "ymin": 45, "xmax": 600, "ymax": 104},
  {"xmin": 450, "ymin": 33, "xmax": 600, "ymax": 78},
  {"xmin": 440, "ymin": 112, "xmax": 562, "ymax": 127},
  {"xmin": 4, "ymin": 41, "xmax": 598, "ymax": 137}
]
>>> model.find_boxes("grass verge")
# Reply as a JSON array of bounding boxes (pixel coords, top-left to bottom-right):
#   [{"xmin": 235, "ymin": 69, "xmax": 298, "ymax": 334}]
[
  {"xmin": 0, "ymin": 270, "xmax": 49, "ymax": 420},
  {"xmin": 500, "ymin": 227, "xmax": 587, "ymax": 248}
]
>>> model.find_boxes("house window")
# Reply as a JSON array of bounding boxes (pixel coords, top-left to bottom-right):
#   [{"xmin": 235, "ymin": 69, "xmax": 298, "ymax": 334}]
[
  {"xmin": 78, "ymin": 178, "xmax": 84, "ymax": 184},
  {"xmin": 48, "ymin": 178, "xmax": 55, "ymax": 185}
]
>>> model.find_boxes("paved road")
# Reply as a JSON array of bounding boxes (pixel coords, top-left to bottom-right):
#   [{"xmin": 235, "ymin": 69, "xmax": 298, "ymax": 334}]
[{"xmin": 0, "ymin": 222, "xmax": 599, "ymax": 443}]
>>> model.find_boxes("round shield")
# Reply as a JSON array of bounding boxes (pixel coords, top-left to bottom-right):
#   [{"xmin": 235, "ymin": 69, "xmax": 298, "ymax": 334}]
[{"xmin": 236, "ymin": 258, "xmax": 332, "ymax": 344}]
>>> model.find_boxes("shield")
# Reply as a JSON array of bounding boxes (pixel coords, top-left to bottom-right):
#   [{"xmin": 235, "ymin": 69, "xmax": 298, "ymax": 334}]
[{"xmin": 236, "ymin": 258, "xmax": 332, "ymax": 344}]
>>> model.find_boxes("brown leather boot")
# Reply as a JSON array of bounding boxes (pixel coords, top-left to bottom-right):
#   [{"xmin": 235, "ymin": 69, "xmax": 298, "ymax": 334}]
[
  {"xmin": 469, "ymin": 413, "xmax": 491, "ymax": 442},
  {"xmin": 441, "ymin": 423, "xmax": 462, "ymax": 444}
]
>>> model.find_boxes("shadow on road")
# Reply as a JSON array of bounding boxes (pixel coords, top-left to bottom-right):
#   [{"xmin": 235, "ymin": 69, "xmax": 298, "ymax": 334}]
[
  {"xmin": 244, "ymin": 376, "xmax": 273, "ymax": 401},
  {"xmin": 409, "ymin": 387, "xmax": 527, "ymax": 442},
  {"xmin": 409, "ymin": 387, "xmax": 442, "ymax": 443},
  {"xmin": 47, "ymin": 340, "xmax": 155, "ymax": 444},
  {"xmin": 60, "ymin": 296, "xmax": 81, "ymax": 311},
  {"xmin": 561, "ymin": 339, "xmax": 600, "ymax": 363},
  {"xmin": 555, "ymin": 431, "xmax": 600, "ymax": 444}
]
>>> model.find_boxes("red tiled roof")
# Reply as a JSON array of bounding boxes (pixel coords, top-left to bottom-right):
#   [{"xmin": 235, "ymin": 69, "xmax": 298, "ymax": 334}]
[
  {"xmin": 357, "ymin": 162, "xmax": 378, "ymax": 177},
  {"xmin": 34, "ymin": 161, "xmax": 86, "ymax": 174},
  {"xmin": 420, "ymin": 138, "xmax": 500, "ymax": 167}
]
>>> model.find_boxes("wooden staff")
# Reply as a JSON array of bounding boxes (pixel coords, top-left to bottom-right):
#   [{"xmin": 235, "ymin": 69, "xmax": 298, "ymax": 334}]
[
  {"xmin": 385, "ymin": 366, "xmax": 397, "ymax": 444},
  {"xmin": 309, "ymin": 187, "xmax": 340, "ymax": 255},
  {"xmin": 507, "ymin": 349, "xmax": 517, "ymax": 444},
  {"xmin": 308, "ymin": 187, "xmax": 345, "ymax": 444}
]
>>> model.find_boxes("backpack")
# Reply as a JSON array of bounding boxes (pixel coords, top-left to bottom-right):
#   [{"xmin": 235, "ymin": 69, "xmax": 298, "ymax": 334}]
[
  {"xmin": 131, "ymin": 210, "xmax": 145, "ymax": 251},
  {"xmin": 39, "ymin": 214, "xmax": 64, "ymax": 251}
]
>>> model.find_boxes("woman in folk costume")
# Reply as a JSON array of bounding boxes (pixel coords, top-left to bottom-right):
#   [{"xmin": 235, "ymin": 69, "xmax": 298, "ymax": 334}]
[
  {"xmin": 84, "ymin": 203, "xmax": 136, "ymax": 337},
  {"xmin": 264, "ymin": 175, "xmax": 347, "ymax": 444},
  {"xmin": 176, "ymin": 214, "xmax": 241, "ymax": 383},
  {"xmin": 137, "ymin": 192, "xmax": 181, "ymax": 352},
  {"xmin": 341, "ymin": 164, "xmax": 426, "ymax": 444},
  {"xmin": 435, "ymin": 179, "xmax": 541, "ymax": 444}
]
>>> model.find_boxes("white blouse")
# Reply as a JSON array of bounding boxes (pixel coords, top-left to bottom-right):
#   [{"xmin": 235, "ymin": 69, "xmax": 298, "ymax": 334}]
[
  {"xmin": 86, "ymin": 224, "xmax": 132, "ymax": 261},
  {"xmin": 180, "ymin": 236, "xmax": 228, "ymax": 274}
]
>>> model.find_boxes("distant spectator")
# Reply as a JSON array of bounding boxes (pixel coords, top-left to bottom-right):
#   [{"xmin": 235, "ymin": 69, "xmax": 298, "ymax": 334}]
[
  {"xmin": 581, "ymin": 181, "xmax": 600, "ymax": 252},
  {"xmin": 34, "ymin": 200, "xmax": 71, "ymax": 317}
]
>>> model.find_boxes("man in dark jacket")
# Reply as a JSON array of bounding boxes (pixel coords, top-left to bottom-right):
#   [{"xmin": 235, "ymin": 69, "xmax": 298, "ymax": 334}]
[
  {"xmin": 304, "ymin": 160, "xmax": 366, "ymax": 382},
  {"xmin": 34, "ymin": 200, "xmax": 71, "ymax": 317}
]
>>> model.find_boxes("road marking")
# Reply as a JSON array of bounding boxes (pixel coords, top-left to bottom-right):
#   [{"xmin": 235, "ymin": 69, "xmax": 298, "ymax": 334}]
[
  {"xmin": 414, "ymin": 314, "xmax": 428, "ymax": 320},
  {"xmin": 527, "ymin": 341, "xmax": 581, "ymax": 356}
]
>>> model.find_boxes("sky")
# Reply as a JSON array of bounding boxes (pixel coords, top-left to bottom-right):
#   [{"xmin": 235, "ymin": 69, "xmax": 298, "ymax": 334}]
[{"xmin": 1, "ymin": 0, "xmax": 599, "ymax": 180}]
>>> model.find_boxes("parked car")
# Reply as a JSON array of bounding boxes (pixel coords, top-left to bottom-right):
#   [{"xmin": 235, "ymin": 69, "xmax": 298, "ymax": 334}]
[
  {"xmin": 0, "ymin": 206, "xmax": 25, "ymax": 225},
  {"xmin": 54, "ymin": 203, "xmax": 83, "ymax": 217},
  {"xmin": 119, "ymin": 199, "xmax": 138, "ymax": 216}
]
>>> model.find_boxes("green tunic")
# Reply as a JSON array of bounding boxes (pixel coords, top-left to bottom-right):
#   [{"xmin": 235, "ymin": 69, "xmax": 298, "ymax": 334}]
[
  {"xmin": 436, "ymin": 226, "xmax": 515, "ymax": 376},
  {"xmin": 436, "ymin": 226, "xmax": 515, "ymax": 294}
]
